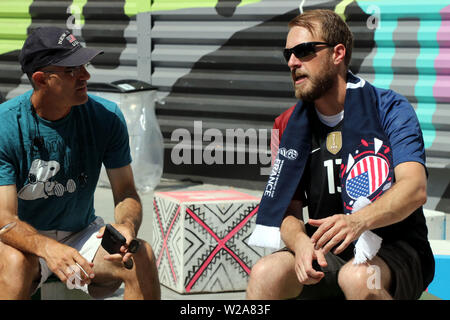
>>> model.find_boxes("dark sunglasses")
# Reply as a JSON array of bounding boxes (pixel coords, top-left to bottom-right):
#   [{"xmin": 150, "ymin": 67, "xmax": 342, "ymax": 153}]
[{"xmin": 283, "ymin": 41, "xmax": 335, "ymax": 62}]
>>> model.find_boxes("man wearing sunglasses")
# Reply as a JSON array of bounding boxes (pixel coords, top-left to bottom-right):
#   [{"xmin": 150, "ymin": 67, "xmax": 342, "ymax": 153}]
[
  {"xmin": 247, "ymin": 9, "xmax": 434, "ymax": 300},
  {"xmin": 0, "ymin": 27, "xmax": 160, "ymax": 299}
]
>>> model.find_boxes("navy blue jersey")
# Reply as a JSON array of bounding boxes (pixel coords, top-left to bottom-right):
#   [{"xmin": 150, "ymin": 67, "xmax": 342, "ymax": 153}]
[{"xmin": 286, "ymin": 88, "xmax": 433, "ymax": 285}]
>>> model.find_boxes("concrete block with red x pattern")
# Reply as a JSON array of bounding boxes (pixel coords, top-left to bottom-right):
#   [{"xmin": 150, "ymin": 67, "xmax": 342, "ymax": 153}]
[{"xmin": 151, "ymin": 189, "xmax": 269, "ymax": 293}]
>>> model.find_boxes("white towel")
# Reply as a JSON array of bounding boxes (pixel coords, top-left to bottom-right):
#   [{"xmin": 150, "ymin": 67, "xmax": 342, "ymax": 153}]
[{"xmin": 351, "ymin": 197, "xmax": 383, "ymax": 265}]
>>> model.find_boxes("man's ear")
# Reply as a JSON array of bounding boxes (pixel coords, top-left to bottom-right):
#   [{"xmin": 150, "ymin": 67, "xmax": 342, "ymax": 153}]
[
  {"xmin": 333, "ymin": 44, "xmax": 346, "ymax": 66},
  {"xmin": 31, "ymin": 71, "xmax": 47, "ymax": 89}
]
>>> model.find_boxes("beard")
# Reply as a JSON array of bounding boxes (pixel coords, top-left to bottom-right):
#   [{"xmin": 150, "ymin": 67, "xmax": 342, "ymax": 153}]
[{"xmin": 293, "ymin": 59, "xmax": 337, "ymax": 102}]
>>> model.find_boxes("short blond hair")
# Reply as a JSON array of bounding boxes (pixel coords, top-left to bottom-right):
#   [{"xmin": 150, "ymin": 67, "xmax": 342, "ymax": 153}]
[{"xmin": 288, "ymin": 9, "xmax": 353, "ymax": 66}]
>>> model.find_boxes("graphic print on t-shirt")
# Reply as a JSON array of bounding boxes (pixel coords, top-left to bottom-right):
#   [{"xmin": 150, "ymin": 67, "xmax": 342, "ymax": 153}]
[
  {"xmin": 343, "ymin": 138, "xmax": 393, "ymax": 212},
  {"xmin": 18, "ymin": 159, "xmax": 76, "ymax": 200}
]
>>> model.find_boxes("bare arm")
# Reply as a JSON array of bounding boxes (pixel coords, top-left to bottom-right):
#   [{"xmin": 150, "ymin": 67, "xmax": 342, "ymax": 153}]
[
  {"xmin": 100, "ymin": 164, "xmax": 142, "ymax": 265},
  {"xmin": 0, "ymin": 185, "xmax": 95, "ymax": 284},
  {"xmin": 106, "ymin": 164, "xmax": 142, "ymax": 237},
  {"xmin": 0, "ymin": 185, "xmax": 52, "ymax": 256},
  {"xmin": 352, "ymin": 161, "xmax": 427, "ymax": 230},
  {"xmin": 310, "ymin": 161, "xmax": 427, "ymax": 254},
  {"xmin": 280, "ymin": 199, "xmax": 307, "ymax": 250},
  {"xmin": 281, "ymin": 199, "xmax": 327, "ymax": 285}
]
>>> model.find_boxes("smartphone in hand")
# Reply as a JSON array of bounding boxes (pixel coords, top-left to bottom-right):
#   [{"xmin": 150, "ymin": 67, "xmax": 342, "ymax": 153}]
[{"xmin": 101, "ymin": 224, "xmax": 126, "ymax": 254}]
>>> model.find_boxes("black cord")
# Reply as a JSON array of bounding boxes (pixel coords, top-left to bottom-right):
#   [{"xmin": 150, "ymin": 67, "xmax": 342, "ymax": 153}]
[
  {"xmin": 30, "ymin": 104, "xmax": 44, "ymax": 153},
  {"xmin": 28, "ymin": 104, "xmax": 88, "ymax": 189}
]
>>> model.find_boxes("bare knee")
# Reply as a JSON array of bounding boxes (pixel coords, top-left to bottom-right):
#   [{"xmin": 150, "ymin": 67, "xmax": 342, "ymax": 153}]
[
  {"xmin": 247, "ymin": 259, "xmax": 269, "ymax": 299},
  {"xmin": 124, "ymin": 239, "xmax": 160, "ymax": 299},
  {"xmin": 0, "ymin": 244, "xmax": 39, "ymax": 298},
  {"xmin": 90, "ymin": 239, "xmax": 160, "ymax": 299},
  {"xmin": 108, "ymin": 226, "xmax": 156, "ymax": 269},
  {"xmin": 247, "ymin": 258, "xmax": 269, "ymax": 289},
  {"xmin": 247, "ymin": 253, "xmax": 300, "ymax": 300},
  {"xmin": 120, "ymin": 240, "xmax": 158, "ymax": 280},
  {"xmin": 338, "ymin": 264, "xmax": 370, "ymax": 298},
  {"xmin": 338, "ymin": 261, "xmax": 390, "ymax": 300},
  {"xmin": 134, "ymin": 240, "xmax": 156, "ymax": 263},
  {"xmin": 0, "ymin": 244, "xmax": 38, "ymax": 278}
]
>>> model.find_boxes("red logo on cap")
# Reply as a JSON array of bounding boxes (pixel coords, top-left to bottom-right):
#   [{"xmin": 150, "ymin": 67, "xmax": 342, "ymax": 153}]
[
  {"xmin": 67, "ymin": 34, "xmax": 76, "ymax": 43},
  {"xmin": 66, "ymin": 34, "xmax": 79, "ymax": 47}
]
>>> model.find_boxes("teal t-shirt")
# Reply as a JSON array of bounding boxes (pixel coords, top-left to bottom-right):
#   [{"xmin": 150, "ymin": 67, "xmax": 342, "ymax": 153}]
[{"xmin": 0, "ymin": 91, "xmax": 132, "ymax": 232}]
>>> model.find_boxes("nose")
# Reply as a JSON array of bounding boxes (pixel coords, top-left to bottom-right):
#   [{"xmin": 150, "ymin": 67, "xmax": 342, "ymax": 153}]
[
  {"xmin": 78, "ymin": 65, "xmax": 91, "ymax": 80},
  {"xmin": 287, "ymin": 53, "xmax": 302, "ymax": 71}
]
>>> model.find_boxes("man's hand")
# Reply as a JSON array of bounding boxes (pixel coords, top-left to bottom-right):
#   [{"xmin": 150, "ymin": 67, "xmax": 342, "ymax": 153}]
[
  {"xmin": 96, "ymin": 223, "xmax": 136, "ymax": 265},
  {"xmin": 309, "ymin": 214, "xmax": 365, "ymax": 255},
  {"xmin": 42, "ymin": 241, "xmax": 95, "ymax": 286},
  {"xmin": 293, "ymin": 233, "xmax": 328, "ymax": 285}
]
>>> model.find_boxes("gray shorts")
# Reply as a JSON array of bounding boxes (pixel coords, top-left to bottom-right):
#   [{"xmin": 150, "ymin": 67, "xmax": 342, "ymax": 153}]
[
  {"xmin": 36, "ymin": 216, "xmax": 105, "ymax": 294},
  {"xmin": 278, "ymin": 240, "xmax": 425, "ymax": 300}
]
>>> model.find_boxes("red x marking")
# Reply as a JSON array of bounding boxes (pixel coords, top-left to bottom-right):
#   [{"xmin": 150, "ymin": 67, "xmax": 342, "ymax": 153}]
[
  {"xmin": 154, "ymin": 200, "xmax": 180, "ymax": 284},
  {"xmin": 184, "ymin": 205, "xmax": 259, "ymax": 292}
]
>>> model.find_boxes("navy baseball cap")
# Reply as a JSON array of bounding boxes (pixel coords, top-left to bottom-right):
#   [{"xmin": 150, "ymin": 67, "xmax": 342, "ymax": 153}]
[{"xmin": 19, "ymin": 27, "xmax": 103, "ymax": 75}]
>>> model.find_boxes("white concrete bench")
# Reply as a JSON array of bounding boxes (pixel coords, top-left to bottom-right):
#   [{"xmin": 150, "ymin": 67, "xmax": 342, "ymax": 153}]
[
  {"xmin": 39, "ymin": 275, "xmax": 92, "ymax": 300},
  {"xmin": 424, "ymin": 209, "xmax": 447, "ymax": 240}
]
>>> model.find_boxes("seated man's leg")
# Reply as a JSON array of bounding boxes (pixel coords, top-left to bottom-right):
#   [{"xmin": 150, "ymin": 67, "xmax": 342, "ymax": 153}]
[
  {"xmin": 88, "ymin": 225, "xmax": 160, "ymax": 300},
  {"xmin": 246, "ymin": 250, "xmax": 302, "ymax": 299},
  {"xmin": 0, "ymin": 242, "xmax": 40, "ymax": 299},
  {"xmin": 341, "ymin": 240, "xmax": 428, "ymax": 300},
  {"xmin": 338, "ymin": 256, "xmax": 392, "ymax": 300}
]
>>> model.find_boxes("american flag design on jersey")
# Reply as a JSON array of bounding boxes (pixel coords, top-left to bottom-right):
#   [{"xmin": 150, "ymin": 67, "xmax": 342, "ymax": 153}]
[
  {"xmin": 346, "ymin": 155, "xmax": 389, "ymax": 199},
  {"xmin": 341, "ymin": 137, "xmax": 394, "ymax": 213}
]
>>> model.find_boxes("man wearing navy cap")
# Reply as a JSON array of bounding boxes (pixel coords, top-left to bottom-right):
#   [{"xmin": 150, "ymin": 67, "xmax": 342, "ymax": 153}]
[{"xmin": 0, "ymin": 27, "xmax": 160, "ymax": 299}]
